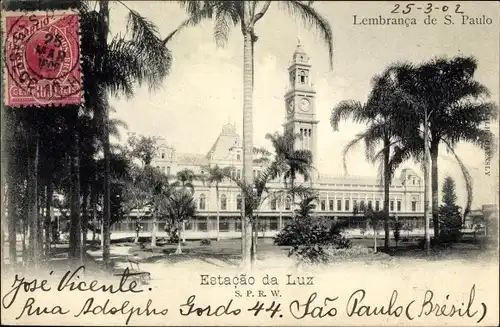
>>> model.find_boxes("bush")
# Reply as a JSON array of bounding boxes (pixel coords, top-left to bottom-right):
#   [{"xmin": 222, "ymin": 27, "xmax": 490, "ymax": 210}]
[
  {"xmin": 274, "ymin": 217, "xmax": 351, "ymax": 248},
  {"xmin": 275, "ymin": 217, "xmax": 351, "ymax": 264},
  {"xmin": 200, "ymin": 238, "xmax": 211, "ymax": 246},
  {"xmin": 439, "ymin": 214, "xmax": 462, "ymax": 243}
]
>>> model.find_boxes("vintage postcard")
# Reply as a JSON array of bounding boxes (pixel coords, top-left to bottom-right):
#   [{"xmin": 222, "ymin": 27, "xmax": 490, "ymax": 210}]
[{"xmin": 1, "ymin": 1, "xmax": 498, "ymax": 326}]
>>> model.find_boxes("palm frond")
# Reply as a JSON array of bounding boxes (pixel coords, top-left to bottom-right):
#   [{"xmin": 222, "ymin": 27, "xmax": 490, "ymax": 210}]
[
  {"xmin": 126, "ymin": 10, "xmax": 172, "ymax": 91},
  {"xmin": 330, "ymin": 100, "xmax": 366, "ymax": 130}
]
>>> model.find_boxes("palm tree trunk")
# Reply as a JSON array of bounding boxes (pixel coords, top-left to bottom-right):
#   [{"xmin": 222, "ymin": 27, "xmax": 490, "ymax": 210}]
[
  {"xmin": 7, "ymin": 168, "xmax": 17, "ymax": 264},
  {"xmin": 175, "ymin": 221, "xmax": 182, "ymax": 254},
  {"xmin": 373, "ymin": 225, "xmax": 377, "ymax": 252},
  {"xmin": 241, "ymin": 15, "xmax": 254, "ymax": 267},
  {"xmin": 100, "ymin": 0, "xmax": 111, "ymax": 265},
  {"xmin": 151, "ymin": 214, "xmax": 157, "ymax": 247},
  {"xmin": 216, "ymin": 186, "xmax": 220, "ymax": 241},
  {"xmin": 69, "ymin": 110, "xmax": 82, "ymax": 264},
  {"xmin": 90, "ymin": 177, "xmax": 97, "ymax": 244},
  {"xmin": 44, "ymin": 180, "xmax": 53, "ymax": 256},
  {"xmin": 81, "ymin": 186, "xmax": 90, "ymax": 254},
  {"xmin": 383, "ymin": 138, "xmax": 390, "ymax": 251},
  {"xmin": 423, "ymin": 112, "xmax": 431, "ymax": 254},
  {"xmin": 430, "ymin": 144, "xmax": 439, "ymax": 240},
  {"xmin": 27, "ymin": 121, "xmax": 40, "ymax": 266}
]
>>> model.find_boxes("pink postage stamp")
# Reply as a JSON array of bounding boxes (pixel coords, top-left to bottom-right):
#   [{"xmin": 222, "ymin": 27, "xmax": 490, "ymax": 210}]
[{"xmin": 2, "ymin": 10, "xmax": 82, "ymax": 107}]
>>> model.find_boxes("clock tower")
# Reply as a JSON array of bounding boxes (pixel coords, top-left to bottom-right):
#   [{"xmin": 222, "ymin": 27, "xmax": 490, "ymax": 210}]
[{"xmin": 284, "ymin": 42, "xmax": 318, "ymax": 171}]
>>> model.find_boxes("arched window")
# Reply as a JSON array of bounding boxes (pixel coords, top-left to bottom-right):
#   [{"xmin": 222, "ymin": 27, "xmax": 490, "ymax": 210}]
[
  {"xmin": 236, "ymin": 169, "xmax": 241, "ymax": 180},
  {"xmin": 285, "ymin": 197, "xmax": 291, "ymax": 210},
  {"xmin": 270, "ymin": 198, "xmax": 277, "ymax": 211},
  {"xmin": 236, "ymin": 194, "xmax": 242, "ymax": 210},
  {"xmin": 299, "ymin": 70, "xmax": 306, "ymax": 83},
  {"xmin": 161, "ymin": 153, "xmax": 165, "ymax": 159},
  {"xmin": 199, "ymin": 194, "xmax": 206, "ymax": 210},
  {"xmin": 220, "ymin": 194, "xmax": 227, "ymax": 210}
]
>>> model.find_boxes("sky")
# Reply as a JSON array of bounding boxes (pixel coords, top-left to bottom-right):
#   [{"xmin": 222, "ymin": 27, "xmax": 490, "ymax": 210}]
[{"xmin": 107, "ymin": 1, "xmax": 499, "ymax": 209}]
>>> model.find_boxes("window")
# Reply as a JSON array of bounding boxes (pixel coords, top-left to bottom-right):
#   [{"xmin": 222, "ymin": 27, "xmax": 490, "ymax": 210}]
[
  {"xmin": 412, "ymin": 178, "xmax": 415, "ymax": 185},
  {"xmin": 329, "ymin": 200, "xmax": 334, "ymax": 211},
  {"xmin": 345, "ymin": 200, "xmax": 350, "ymax": 211},
  {"xmin": 235, "ymin": 219, "xmax": 242, "ymax": 232},
  {"xmin": 199, "ymin": 194, "xmax": 206, "ymax": 210},
  {"xmin": 390, "ymin": 201, "xmax": 394, "ymax": 211},
  {"xmin": 269, "ymin": 218, "xmax": 279, "ymax": 231},
  {"xmin": 397, "ymin": 201, "xmax": 401, "ymax": 211},
  {"xmin": 353, "ymin": 200, "xmax": 358, "ymax": 211},
  {"xmin": 368, "ymin": 200, "xmax": 372, "ymax": 210},
  {"xmin": 375, "ymin": 201, "xmax": 380, "ymax": 211},
  {"xmin": 337, "ymin": 200, "xmax": 342, "ymax": 211},
  {"xmin": 167, "ymin": 166, "xmax": 171, "ymax": 175},
  {"xmin": 221, "ymin": 195, "xmax": 227, "ymax": 210},
  {"xmin": 299, "ymin": 70, "xmax": 306, "ymax": 83},
  {"xmin": 271, "ymin": 199, "xmax": 277, "ymax": 211},
  {"xmin": 156, "ymin": 166, "xmax": 160, "ymax": 170},
  {"xmin": 219, "ymin": 218, "xmax": 229, "ymax": 232},
  {"xmin": 236, "ymin": 195, "xmax": 242, "ymax": 210},
  {"xmin": 237, "ymin": 154, "xmax": 241, "ymax": 161},
  {"xmin": 285, "ymin": 198, "xmax": 291, "ymax": 210},
  {"xmin": 320, "ymin": 200, "xmax": 326, "ymax": 211},
  {"xmin": 411, "ymin": 201, "xmax": 417, "ymax": 212},
  {"xmin": 197, "ymin": 219, "xmax": 207, "ymax": 231},
  {"xmin": 161, "ymin": 153, "xmax": 165, "ymax": 159},
  {"xmin": 236, "ymin": 170, "xmax": 241, "ymax": 180},
  {"xmin": 360, "ymin": 200, "xmax": 365, "ymax": 211}
]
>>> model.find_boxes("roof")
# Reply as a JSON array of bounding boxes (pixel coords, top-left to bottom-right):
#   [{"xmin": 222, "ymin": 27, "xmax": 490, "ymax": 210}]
[
  {"xmin": 206, "ymin": 123, "xmax": 241, "ymax": 161},
  {"xmin": 318, "ymin": 174, "xmax": 403, "ymax": 187},
  {"xmin": 177, "ymin": 153, "xmax": 209, "ymax": 166}
]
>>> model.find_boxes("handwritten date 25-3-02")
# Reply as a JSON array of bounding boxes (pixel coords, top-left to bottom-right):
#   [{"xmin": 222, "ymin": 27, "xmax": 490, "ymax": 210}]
[{"xmin": 391, "ymin": 3, "xmax": 465, "ymax": 15}]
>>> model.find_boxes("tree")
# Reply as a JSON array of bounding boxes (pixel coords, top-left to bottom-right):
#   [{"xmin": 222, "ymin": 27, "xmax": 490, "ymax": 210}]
[
  {"xmin": 126, "ymin": 133, "xmax": 160, "ymax": 167},
  {"xmin": 438, "ymin": 176, "xmax": 462, "ymax": 243},
  {"xmin": 391, "ymin": 56, "xmax": 497, "ymax": 245},
  {"xmin": 175, "ymin": 0, "xmax": 334, "ymax": 267},
  {"xmin": 175, "ymin": 168, "xmax": 196, "ymax": 190},
  {"xmin": 165, "ymin": 188, "xmax": 197, "ymax": 254},
  {"xmin": 206, "ymin": 165, "xmax": 231, "ymax": 241},
  {"xmin": 90, "ymin": 0, "xmax": 173, "ymax": 264},
  {"xmin": 331, "ymin": 64, "xmax": 418, "ymax": 252},
  {"xmin": 265, "ymin": 130, "xmax": 313, "ymax": 205},
  {"xmin": 392, "ymin": 218, "xmax": 402, "ymax": 247}
]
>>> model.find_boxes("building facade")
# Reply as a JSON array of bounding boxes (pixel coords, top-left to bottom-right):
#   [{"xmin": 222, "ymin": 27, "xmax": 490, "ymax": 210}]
[{"xmin": 113, "ymin": 44, "xmax": 426, "ymax": 239}]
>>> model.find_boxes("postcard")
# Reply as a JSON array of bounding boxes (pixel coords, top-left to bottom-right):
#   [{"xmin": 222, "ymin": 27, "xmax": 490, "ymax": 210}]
[{"xmin": 1, "ymin": 1, "xmax": 498, "ymax": 326}]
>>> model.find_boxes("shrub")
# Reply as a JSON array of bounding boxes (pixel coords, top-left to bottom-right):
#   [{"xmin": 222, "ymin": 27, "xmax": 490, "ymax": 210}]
[
  {"xmin": 275, "ymin": 217, "xmax": 351, "ymax": 264},
  {"xmin": 200, "ymin": 238, "xmax": 211, "ymax": 246}
]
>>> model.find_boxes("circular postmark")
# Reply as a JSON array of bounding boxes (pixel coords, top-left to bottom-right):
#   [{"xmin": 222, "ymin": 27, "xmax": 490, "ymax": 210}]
[{"xmin": 3, "ymin": 11, "xmax": 82, "ymax": 106}]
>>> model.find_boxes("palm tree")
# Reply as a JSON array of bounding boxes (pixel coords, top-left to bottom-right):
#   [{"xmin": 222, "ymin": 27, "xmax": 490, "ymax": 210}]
[
  {"xmin": 166, "ymin": 188, "xmax": 197, "ymax": 254},
  {"xmin": 206, "ymin": 165, "xmax": 231, "ymax": 241},
  {"xmin": 175, "ymin": 168, "xmax": 196, "ymax": 191},
  {"xmin": 265, "ymin": 130, "xmax": 313, "ymax": 206},
  {"xmin": 330, "ymin": 65, "xmax": 416, "ymax": 251},
  {"xmin": 391, "ymin": 57, "xmax": 498, "ymax": 244},
  {"xmin": 175, "ymin": 0, "xmax": 334, "ymax": 266},
  {"xmin": 86, "ymin": 0, "xmax": 173, "ymax": 264}
]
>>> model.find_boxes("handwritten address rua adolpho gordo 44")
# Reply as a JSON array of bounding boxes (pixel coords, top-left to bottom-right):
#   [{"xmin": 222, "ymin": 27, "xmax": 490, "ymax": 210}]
[
  {"xmin": 2, "ymin": 10, "xmax": 83, "ymax": 107},
  {"xmin": 0, "ymin": 267, "xmax": 489, "ymax": 325}
]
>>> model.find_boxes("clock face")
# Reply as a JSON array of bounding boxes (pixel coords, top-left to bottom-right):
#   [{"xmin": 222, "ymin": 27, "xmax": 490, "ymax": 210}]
[
  {"xmin": 300, "ymin": 98, "xmax": 310, "ymax": 112},
  {"xmin": 287, "ymin": 99, "xmax": 294, "ymax": 114}
]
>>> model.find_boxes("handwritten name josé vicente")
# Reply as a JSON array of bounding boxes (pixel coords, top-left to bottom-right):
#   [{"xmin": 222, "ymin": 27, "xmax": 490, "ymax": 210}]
[{"xmin": 1, "ymin": 267, "xmax": 489, "ymax": 324}]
